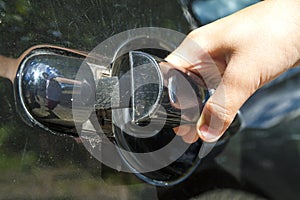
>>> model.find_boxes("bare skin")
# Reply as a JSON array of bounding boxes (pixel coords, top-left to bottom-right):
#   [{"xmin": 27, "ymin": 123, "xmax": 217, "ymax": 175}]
[
  {"xmin": 2, "ymin": 1, "xmax": 300, "ymax": 144},
  {"xmin": 166, "ymin": 0, "xmax": 300, "ymax": 143}
]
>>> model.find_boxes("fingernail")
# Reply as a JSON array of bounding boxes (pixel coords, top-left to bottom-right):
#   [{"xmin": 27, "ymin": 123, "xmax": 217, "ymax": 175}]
[
  {"xmin": 197, "ymin": 124, "xmax": 220, "ymax": 143},
  {"xmin": 197, "ymin": 113, "xmax": 221, "ymax": 142}
]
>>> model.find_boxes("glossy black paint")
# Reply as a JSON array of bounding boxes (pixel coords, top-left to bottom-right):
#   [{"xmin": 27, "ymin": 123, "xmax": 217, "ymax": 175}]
[{"xmin": 1, "ymin": 0, "xmax": 300, "ymax": 199}]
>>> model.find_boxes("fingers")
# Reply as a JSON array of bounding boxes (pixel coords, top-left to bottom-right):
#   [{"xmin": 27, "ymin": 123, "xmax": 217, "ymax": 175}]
[
  {"xmin": 197, "ymin": 61, "xmax": 258, "ymax": 142},
  {"xmin": 172, "ymin": 58, "xmax": 259, "ymax": 143},
  {"xmin": 166, "ymin": 28, "xmax": 228, "ymax": 144},
  {"xmin": 173, "ymin": 125, "xmax": 199, "ymax": 144},
  {"xmin": 165, "ymin": 0, "xmax": 300, "ymax": 144},
  {"xmin": 165, "ymin": 28, "xmax": 227, "ymax": 90},
  {"xmin": 165, "ymin": 29, "xmax": 218, "ymax": 71}
]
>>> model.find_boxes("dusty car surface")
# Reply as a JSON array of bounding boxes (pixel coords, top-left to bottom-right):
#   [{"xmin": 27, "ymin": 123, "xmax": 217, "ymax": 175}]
[{"xmin": 1, "ymin": 0, "xmax": 300, "ymax": 199}]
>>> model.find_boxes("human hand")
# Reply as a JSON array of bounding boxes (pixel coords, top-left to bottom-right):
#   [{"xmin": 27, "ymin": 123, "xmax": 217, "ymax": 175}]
[{"xmin": 166, "ymin": 0, "xmax": 300, "ymax": 143}]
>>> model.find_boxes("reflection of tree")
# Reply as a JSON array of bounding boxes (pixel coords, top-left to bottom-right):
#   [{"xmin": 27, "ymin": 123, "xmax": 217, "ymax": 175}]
[
  {"xmin": 0, "ymin": 0, "xmax": 190, "ymax": 193},
  {"xmin": 0, "ymin": 0, "xmax": 189, "ymax": 57}
]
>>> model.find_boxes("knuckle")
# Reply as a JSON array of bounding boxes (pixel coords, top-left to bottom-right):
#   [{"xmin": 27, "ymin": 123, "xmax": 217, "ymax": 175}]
[
  {"xmin": 205, "ymin": 100, "xmax": 233, "ymax": 127},
  {"xmin": 187, "ymin": 29, "xmax": 209, "ymax": 45},
  {"xmin": 187, "ymin": 29, "xmax": 200, "ymax": 40}
]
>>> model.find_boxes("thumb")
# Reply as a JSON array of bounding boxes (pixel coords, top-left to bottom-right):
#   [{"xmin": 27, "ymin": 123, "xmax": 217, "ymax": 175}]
[{"xmin": 197, "ymin": 62, "xmax": 257, "ymax": 143}]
